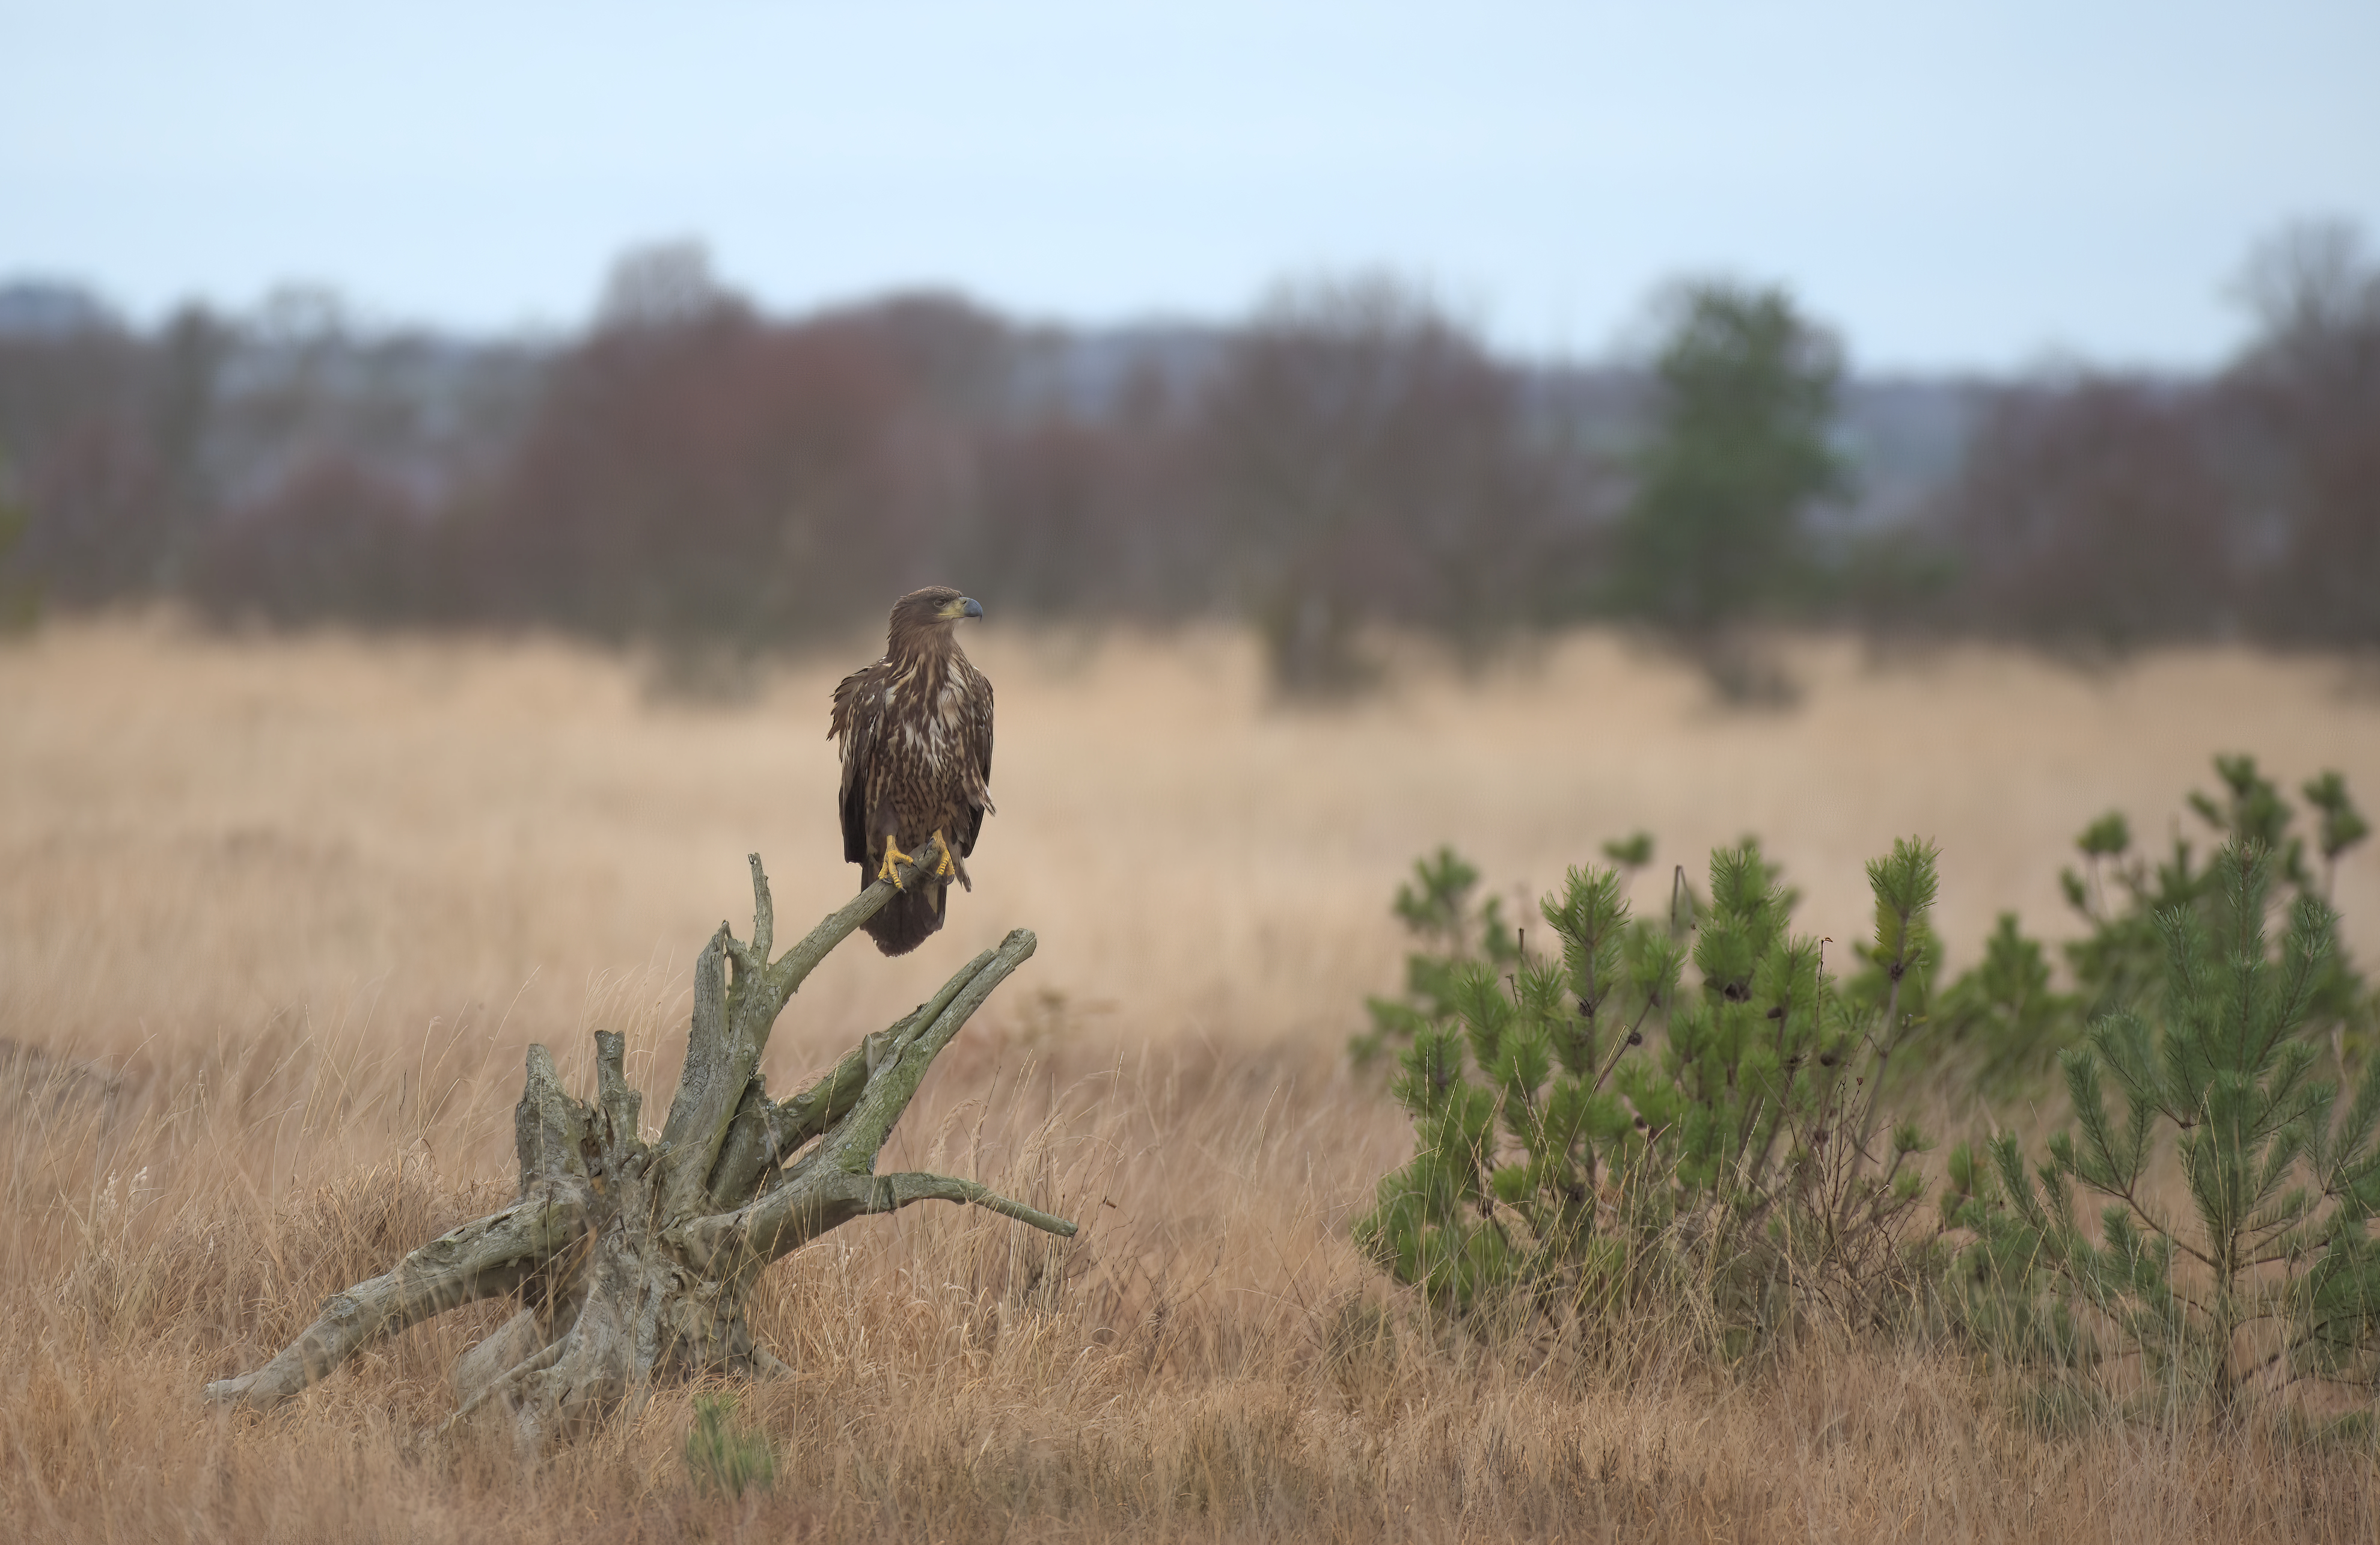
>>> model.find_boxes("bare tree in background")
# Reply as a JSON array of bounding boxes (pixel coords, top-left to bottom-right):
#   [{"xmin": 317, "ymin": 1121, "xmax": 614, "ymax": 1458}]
[
  {"xmin": 0, "ymin": 306, "xmax": 230, "ymax": 604},
  {"xmin": 597, "ymin": 242, "xmax": 735, "ymax": 332},
  {"xmin": 967, "ymin": 396, "xmax": 1199, "ymax": 619},
  {"xmin": 5, "ymin": 224, "xmax": 2369, "ymax": 662},
  {"xmin": 189, "ymin": 456, "xmax": 444, "ymax": 626},
  {"xmin": 1201, "ymin": 277, "xmax": 1559, "ymax": 693},
  {"xmin": 2227, "ymin": 220, "xmax": 2380, "ymax": 647},
  {"xmin": 1936, "ymin": 376, "xmax": 2234, "ymax": 653},
  {"xmin": 463, "ymin": 283, "xmax": 1002, "ymax": 658}
]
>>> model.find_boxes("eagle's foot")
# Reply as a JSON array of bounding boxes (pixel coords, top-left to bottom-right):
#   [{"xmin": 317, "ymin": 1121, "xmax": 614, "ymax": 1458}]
[
  {"xmin": 928, "ymin": 830, "xmax": 960, "ymax": 883},
  {"xmin": 876, "ymin": 836, "xmax": 916, "ymax": 889}
]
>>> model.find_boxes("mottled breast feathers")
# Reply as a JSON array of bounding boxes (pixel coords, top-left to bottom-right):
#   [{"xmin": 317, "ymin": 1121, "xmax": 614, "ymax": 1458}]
[{"xmin": 829, "ymin": 587, "xmax": 994, "ymax": 955}]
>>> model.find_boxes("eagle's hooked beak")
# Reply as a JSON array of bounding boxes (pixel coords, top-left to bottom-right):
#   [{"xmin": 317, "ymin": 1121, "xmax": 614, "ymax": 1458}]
[{"xmin": 941, "ymin": 595, "xmax": 984, "ymax": 622}]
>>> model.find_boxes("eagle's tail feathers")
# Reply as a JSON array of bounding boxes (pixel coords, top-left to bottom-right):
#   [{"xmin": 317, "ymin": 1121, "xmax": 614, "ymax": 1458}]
[{"xmin": 864, "ymin": 881, "xmax": 947, "ymax": 956}]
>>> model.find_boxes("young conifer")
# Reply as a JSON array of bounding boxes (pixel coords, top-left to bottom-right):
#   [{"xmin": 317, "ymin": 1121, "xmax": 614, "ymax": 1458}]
[
  {"xmin": 1954, "ymin": 839, "xmax": 2380, "ymax": 1418},
  {"xmin": 1356, "ymin": 837, "xmax": 1944, "ymax": 1346}
]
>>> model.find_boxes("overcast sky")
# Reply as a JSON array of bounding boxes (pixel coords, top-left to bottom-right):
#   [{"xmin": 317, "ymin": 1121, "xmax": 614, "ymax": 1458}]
[{"xmin": 4, "ymin": 1, "xmax": 2375, "ymax": 370}]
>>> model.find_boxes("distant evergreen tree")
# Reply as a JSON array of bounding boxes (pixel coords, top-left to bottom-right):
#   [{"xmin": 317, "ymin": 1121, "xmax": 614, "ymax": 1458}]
[
  {"xmin": 2229, "ymin": 221, "xmax": 2380, "ymax": 647},
  {"xmin": 1614, "ymin": 283, "xmax": 1845, "ymax": 693}
]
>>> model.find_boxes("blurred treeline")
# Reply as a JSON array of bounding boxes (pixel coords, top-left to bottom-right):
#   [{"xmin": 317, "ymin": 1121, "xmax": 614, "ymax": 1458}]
[{"xmin": 1, "ymin": 227, "xmax": 2373, "ymax": 687}]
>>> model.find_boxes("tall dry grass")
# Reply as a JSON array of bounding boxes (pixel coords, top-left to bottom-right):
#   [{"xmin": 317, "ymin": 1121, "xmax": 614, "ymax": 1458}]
[{"xmin": 2, "ymin": 619, "xmax": 2377, "ymax": 1542}]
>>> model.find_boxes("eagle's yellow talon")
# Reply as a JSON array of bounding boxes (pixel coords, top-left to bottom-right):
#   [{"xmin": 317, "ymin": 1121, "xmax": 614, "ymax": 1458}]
[
  {"xmin": 876, "ymin": 836, "xmax": 915, "ymax": 889},
  {"xmin": 929, "ymin": 830, "xmax": 958, "ymax": 880}
]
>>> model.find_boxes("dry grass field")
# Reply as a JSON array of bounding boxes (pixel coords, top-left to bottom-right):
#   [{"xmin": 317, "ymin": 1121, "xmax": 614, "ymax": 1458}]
[{"xmin": 4, "ymin": 617, "xmax": 2378, "ymax": 1543}]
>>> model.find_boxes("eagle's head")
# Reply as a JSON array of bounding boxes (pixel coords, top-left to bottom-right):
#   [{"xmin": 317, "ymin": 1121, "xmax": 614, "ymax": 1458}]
[{"xmin": 888, "ymin": 586, "xmax": 984, "ymax": 646}]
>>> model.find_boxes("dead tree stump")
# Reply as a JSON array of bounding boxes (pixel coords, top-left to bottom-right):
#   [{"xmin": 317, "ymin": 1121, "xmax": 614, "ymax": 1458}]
[{"xmin": 202, "ymin": 844, "xmax": 1073, "ymax": 1450}]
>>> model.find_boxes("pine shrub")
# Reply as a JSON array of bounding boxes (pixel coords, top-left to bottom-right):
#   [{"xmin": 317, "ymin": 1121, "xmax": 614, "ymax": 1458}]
[
  {"xmin": 1926, "ymin": 754, "xmax": 2370, "ymax": 1089},
  {"xmin": 1350, "ymin": 846, "xmax": 1521, "ymax": 1066},
  {"xmin": 1949, "ymin": 839, "xmax": 2380, "ymax": 1417},
  {"xmin": 1354, "ymin": 837, "xmax": 1945, "ymax": 1351},
  {"xmin": 1357, "ymin": 755, "xmax": 2378, "ymax": 1425}
]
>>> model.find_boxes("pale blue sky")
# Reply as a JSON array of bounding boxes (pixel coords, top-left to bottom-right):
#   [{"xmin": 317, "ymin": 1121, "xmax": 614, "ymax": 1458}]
[{"xmin": 4, "ymin": 1, "xmax": 2375, "ymax": 369}]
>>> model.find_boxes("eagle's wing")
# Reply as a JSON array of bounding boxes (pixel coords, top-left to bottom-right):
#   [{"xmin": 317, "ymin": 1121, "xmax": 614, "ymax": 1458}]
[
  {"xmin": 955, "ymin": 670, "xmax": 994, "ymax": 856},
  {"xmin": 830, "ymin": 662, "xmax": 884, "ymax": 866}
]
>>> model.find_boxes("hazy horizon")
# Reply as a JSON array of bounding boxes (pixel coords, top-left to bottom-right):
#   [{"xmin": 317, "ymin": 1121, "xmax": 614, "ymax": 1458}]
[{"xmin": 8, "ymin": 1, "xmax": 2377, "ymax": 372}]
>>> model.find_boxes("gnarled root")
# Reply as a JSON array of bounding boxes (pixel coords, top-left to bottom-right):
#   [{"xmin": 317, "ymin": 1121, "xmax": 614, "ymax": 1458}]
[{"xmin": 205, "ymin": 851, "xmax": 1076, "ymax": 1455}]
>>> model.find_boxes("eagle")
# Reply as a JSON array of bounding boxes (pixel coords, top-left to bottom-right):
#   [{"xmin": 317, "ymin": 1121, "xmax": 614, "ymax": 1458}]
[{"xmin": 829, "ymin": 586, "xmax": 995, "ymax": 955}]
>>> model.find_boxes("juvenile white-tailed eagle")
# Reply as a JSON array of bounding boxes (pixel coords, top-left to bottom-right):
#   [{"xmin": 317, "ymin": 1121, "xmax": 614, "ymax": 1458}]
[{"xmin": 829, "ymin": 586, "xmax": 994, "ymax": 955}]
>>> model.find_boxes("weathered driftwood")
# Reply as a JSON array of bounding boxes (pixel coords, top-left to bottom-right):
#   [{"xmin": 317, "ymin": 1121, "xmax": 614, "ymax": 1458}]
[{"xmin": 203, "ymin": 844, "xmax": 1072, "ymax": 1449}]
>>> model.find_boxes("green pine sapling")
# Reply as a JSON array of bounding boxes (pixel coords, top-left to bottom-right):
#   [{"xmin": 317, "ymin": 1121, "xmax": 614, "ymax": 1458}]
[
  {"xmin": 1950, "ymin": 840, "xmax": 2380, "ymax": 1418},
  {"xmin": 1939, "ymin": 755, "xmax": 2370, "ymax": 1085},
  {"xmin": 1351, "ymin": 846, "xmax": 1521, "ymax": 1065},
  {"xmin": 1357, "ymin": 837, "xmax": 1945, "ymax": 1348}
]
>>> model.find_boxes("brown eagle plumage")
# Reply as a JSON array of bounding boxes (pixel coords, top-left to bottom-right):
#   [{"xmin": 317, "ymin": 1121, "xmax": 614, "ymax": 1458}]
[{"xmin": 829, "ymin": 586, "xmax": 995, "ymax": 955}]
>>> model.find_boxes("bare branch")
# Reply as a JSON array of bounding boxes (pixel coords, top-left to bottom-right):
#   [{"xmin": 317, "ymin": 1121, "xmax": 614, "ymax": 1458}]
[
  {"xmin": 707, "ymin": 947, "xmax": 996, "ymax": 1209},
  {"xmin": 678, "ymin": 930, "xmax": 1045, "ymax": 1269},
  {"xmin": 592, "ymin": 1030, "xmax": 640, "ymax": 1152},
  {"xmin": 203, "ymin": 1182, "xmax": 591, "ymax": 1413},
  {"xmin": 834, "ymin": 1169, "xmax": 1079, "ymax": 1235},
  {"xmin": 747, "ymin": 851, "xmax": 774, "ymax": 964},
  {"xmin": 819, "ymin": 929, "xmax": 1036, "ymax": 1169},
  {"xmin": 655, "ymin": 930, "xmax": 742, "ymax": 1214},
  {"xmin": 761, "ymin": 836, "xmax": 955, "ymax": 1004},
  {"xmin": 659, "ymin": 841, "xmax": 961, "ymax": 1215},
  {"xmin": 513, "ymin": 1045, "xmax": 590, "ymax": 1196}
]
